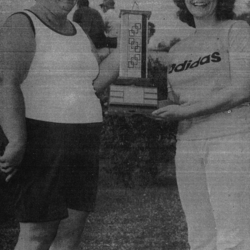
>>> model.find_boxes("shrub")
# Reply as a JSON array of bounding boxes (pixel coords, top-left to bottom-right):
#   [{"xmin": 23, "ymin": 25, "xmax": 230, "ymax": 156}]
[{"xmin": 100, "ymin": 57, "xmax": 177, "ymax": 187}]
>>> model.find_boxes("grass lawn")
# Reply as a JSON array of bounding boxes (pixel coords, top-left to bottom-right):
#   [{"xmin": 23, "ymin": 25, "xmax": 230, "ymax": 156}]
[
  {"xmin": 81, "ymin": 186, "xmax": 189, "ymax": 250},
  {"xmin": 0, "ymin": 186, "xmax": 189, "ymax": 250}
]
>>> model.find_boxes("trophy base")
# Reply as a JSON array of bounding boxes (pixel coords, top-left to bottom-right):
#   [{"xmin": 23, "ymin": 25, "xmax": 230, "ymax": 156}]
[
  {"xmin": 107, "ymin": 78, "xmax": 158, "ymax": 116},
  {"xmin": 108, "ymin": 104, "xmax": 157, "ymax": 117}
]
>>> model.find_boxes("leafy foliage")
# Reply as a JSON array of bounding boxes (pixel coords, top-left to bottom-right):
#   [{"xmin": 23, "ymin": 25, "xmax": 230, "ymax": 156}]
[
  {"xmin": 100, "ymin": 115, "xmax": 177, "ymax": 188},
  {"xmin": 157, "ymin": 37, "xmax": 181, "ymax": 52},
  {"xmin": 235, "ymin": 12, "xmax": 250, "ymax": 25},
  {"xmin": 100, "ymin": 57, "xmax": 177, "ymax": 188}
]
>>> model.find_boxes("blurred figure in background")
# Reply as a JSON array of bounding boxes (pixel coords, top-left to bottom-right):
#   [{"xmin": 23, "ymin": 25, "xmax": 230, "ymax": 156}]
[
  {"xmin": 73, "ymin": 0, "xmax": 107, "ymax": 49},
  {"xmin": 100, "ymin": 0, "xmax": 120, "ymax": 49}
]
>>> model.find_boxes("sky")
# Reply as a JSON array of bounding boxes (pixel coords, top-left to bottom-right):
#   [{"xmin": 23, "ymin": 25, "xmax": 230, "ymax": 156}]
[{"xmin": 1, "ymin": 0, "xmax": 250, "ymax": 47}]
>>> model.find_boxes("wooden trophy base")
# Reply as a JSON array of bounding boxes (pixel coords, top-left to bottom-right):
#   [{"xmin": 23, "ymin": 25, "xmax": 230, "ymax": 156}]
[{"xmin": 107, "ymin": 78, "xmax": 158, "ymax": 116}]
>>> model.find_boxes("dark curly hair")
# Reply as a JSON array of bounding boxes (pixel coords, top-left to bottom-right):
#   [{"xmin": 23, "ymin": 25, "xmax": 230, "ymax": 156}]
[{"xmin": 173, "ymin": 0, "xmax": 236, "ymax": 28}]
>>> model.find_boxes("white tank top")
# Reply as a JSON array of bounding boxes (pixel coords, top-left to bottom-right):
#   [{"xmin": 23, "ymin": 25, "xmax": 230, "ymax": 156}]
[{"xmin": 21, "ymin": 10, "xmax": 103, "ymax": 124}]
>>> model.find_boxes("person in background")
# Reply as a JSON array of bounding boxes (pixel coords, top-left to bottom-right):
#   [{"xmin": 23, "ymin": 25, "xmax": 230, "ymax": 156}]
[
  {"xmin": 100, "ymin": 0, "xmax": 120, "ymax": 49},
  {"xmin": 0, "ymin": 0, "xmax": 119, "ymax": 249},
  {"xmin": 148, "ymin": 21, "xmax": 156, "ymax": 44},
  {"xmin": 152, "ymin": 0, "xmax": 250, "ymax": 249},
  {"xmin": 73, "ymin": 0, "xmax": 107, "ymax": 49}
]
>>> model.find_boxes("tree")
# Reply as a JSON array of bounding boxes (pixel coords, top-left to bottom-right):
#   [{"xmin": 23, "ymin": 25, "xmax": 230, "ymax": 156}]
[
  {"xmin": 235, "ymin": 12, "xmax": 250, "ymax": 25},
  {"xmin": 157, "ymin": 37, "xmax": 181, "ymax": 52}
]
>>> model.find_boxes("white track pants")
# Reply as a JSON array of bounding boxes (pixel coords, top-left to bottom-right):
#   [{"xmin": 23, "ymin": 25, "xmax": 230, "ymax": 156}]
[{"xmin": 175, "ymin": 132, "xmax": 250, "ymax": 250}]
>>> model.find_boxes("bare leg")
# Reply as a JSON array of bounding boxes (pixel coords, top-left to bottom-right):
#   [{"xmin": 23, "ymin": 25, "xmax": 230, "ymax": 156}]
[
  {"xmin": 14, "ymin": 220, "xmax": 60, "ymax": 250},
  {"xmin": 49, "ymin": 209, "xmax": 89, "ymax": 250}
]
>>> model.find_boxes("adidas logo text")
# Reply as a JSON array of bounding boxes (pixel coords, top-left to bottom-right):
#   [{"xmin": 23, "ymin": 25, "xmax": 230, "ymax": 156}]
[{"xmin": 168, "ymin": 52, "xmax": 221, "ymax": 74}]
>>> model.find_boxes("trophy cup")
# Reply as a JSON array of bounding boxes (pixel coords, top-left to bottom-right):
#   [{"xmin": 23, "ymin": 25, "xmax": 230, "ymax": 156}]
[{"xmin": 108, "ymin": 9, "xmax": 158, "ymax": 116}]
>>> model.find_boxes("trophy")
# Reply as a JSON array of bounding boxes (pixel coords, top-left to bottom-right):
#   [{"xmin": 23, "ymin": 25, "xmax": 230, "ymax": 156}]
[{"xmin": 108, "ymin": 9, "xmax": 158, "ymax": 116}]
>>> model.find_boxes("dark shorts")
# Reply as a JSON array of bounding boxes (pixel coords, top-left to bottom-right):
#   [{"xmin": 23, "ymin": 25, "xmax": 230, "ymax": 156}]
[{"xmin": 14, "ymin": 118, "xmax": 102, "ymax": 223}]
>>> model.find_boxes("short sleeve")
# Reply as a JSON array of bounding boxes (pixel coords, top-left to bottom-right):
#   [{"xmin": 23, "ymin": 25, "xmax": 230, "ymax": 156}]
[
  {"xmin": 229, "ymin": 21, "xmax": 250, "ymax": 53},
  {"xmin": 228, "ymin": 21, "xmax": 250, "ymax": 78}
]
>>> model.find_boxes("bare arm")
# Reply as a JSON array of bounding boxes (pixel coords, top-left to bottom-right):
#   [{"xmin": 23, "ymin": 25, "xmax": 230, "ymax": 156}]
[
  {"xmin": 0, "ymin": 13, "xmax": 35, "ymax": 181},
  {"xmin": 93, "ymin": 48, "xmax": 119, "ymax": 94}
]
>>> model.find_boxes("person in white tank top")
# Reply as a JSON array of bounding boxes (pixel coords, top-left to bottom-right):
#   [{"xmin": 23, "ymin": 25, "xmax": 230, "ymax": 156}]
[
  {"xmin": 152, "ymin": 0, "xmax": 250, "ymax": 250},
  {"xmin": 0, "ymin": 0, "xmax": 119, "ymax": 249}
]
